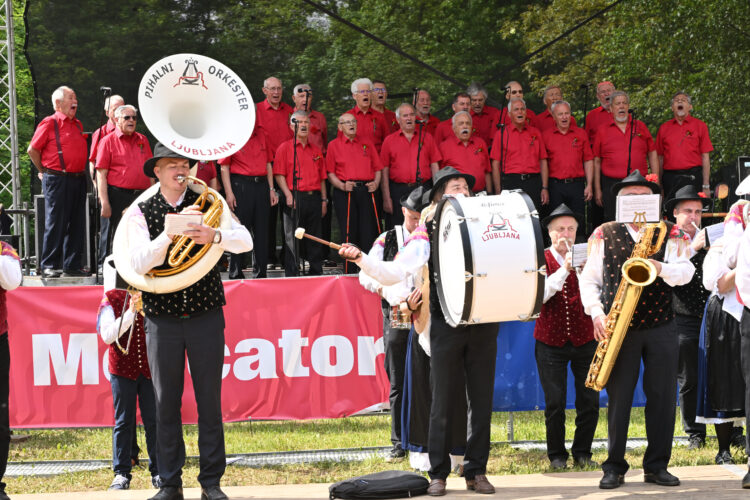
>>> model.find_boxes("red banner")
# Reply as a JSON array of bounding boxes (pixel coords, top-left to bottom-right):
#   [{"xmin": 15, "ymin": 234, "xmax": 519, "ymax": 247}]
[{"xmin": 8, "ymin": 277, "xmax": 388, "ymax": 428}]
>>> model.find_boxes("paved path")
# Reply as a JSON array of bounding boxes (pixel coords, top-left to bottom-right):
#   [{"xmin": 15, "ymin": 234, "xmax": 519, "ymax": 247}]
[{"xmin": 10, "ymin": 464, "xmax": 748, "ymax": 499}]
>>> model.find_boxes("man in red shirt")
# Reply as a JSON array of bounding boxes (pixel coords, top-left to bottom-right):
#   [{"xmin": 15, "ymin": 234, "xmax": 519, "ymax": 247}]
[
  {"xmin": 257, "ymin": 76, "xmax": 294, "ymax": 269},
  {"xmin": 542, "ymin": 101, "xmax": 593, "ymax": 218},
  {"xmin": 536, "ymin": 86, "xmax": 578, "ymax": 133},
  {"xmin": 327, "ymin": 113, "xmax": 383, "ymax": 268},
  {"xmin": 433, "ymin": 92, "xmax": 471, "ymax": 144},
  {"xmin": 372, "ymin": 81, "xmax": 399, "ymax": 134},
  {"xmin": 292, "ymin": 84, "xmax": 327, "ymax": 154},
  {"xmin": 499, "ymin": 81, "xmax": 538, "ymax": 127},
  {"xmin": 415, "ymin": 90, "xmax": 440, "ymax": 137},
  {"xmin": 593, "ymin": 90, "xmax": 658, "ymax": 222},
  {"xmin": 219, "ymin": 127, "xmax": 278, "ymax": 279},
  {"xmin": 95, "ymin": 104, "xmax": 154, "ymax": 262},
  {"xmin": 27, "ymin": 86, "xmax": 88, "ymax": 278},
  {"xmin": 585, "ymin": 81, "xmax": 615, "ymax": 142},
  {"xmin": 467, "ymin": 82, "xmax": 501, "ymax": 147},
  {"xmin": 273, "ymin": 111, "xmax": 328, "ymax": 277},
  {"xmin": 346, "ymin": 78, "xmax": 390, "ymax": 153},
  {"xmin": 656, "ymin": 92, "xmax": 713, "ymax": 198},
  {"xmin": 490, "ymin": 98, "xmax": 549, "ymax": 211},
  {"xmin": 380, "ymin": 103, "xmax": 441, "ymax": 228},
  {"xmin": 438, "ymin": 111, "xmax": 491, "ymax": 193},
  {"xmin": 89, "ymin": 94, "xmax": 124, "ymax": 180}
]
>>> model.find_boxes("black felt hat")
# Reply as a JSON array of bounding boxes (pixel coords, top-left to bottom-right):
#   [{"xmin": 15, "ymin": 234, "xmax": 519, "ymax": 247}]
[
  {"xmin": 400, "ymin": 185, "xmax": 428, "ymax": 212},
  {"xmin": 428, "ymin": 166, "xmax": 475, "ymax": 201},
  {"xmin": 143, "ymin": 142, "xmax": 198, "ymax": 178},
  {"xmin": 663, "ymin": 184, "xmax": 711, "ymax": 213},
  {"xmin": 610, "ymin": 170, "xmax": 660, "ymax": 196},
  {"xmin": 541, "ymin": 203, "xmax": 583, "ymax": 228}
]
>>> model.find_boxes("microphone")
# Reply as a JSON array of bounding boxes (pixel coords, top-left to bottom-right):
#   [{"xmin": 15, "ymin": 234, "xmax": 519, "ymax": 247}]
[
  {"xmin": 580, "ymin": 83, "xmax": 592, "ymax": 89},
  {"xmin": 100, "ymin": 86, "xmax": 112, "ymax": 94},
  {"xmin": 301, "ymin": 89, "xmax": 312, "ymax": 94},
  {"xmin": 628, "ymin": 109, "xmax": 636, "ymax": 114},
  {"xmin": 291, "ymin": 117, "xmax": 298, "ymax": 124}
]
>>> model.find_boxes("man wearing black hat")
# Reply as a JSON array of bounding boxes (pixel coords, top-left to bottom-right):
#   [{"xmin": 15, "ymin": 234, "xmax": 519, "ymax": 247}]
[
  {"xmin": 535, "ymin": 204, "xmax": 599, "ymax": 470},
  {"xmin": 359, "ymin": 185, "xmax": 425, "ymax": 461},
  {"xmin": 342, "ymin": 167, "xmax": 499, "ymax": 496},
  {"xmin": 579, "ymin": 170, "xmax": 695, "ymax": 490},
  {"xmin": 123, "ymin": 143, "xmax": 253, "ymax": 500},
  {"xmin": 665, "ymin": 185, "xmax": 712, "ymax": 450}
]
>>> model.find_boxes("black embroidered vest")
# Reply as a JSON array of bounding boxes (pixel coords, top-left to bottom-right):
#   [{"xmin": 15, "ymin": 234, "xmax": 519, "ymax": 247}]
[
  {"xmin": 599, "ymin": 222, "xmax": 673, "ymax": 330},
  {"xmin": 139, "ymin": 189, "xmax": 225, "ymax": 317},
  {"xmin": 673, "ymin": 247, "xmax": 710, "ymax": 317}
]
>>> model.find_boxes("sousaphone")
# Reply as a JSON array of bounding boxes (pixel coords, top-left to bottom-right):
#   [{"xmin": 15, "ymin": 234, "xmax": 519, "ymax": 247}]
[{"xmin": 113, "ymin": 53, "xmax": 255, "ymax": 294}]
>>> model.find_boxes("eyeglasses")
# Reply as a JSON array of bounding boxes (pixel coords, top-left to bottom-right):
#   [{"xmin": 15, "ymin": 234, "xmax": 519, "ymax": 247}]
[
  {"xmin": 372, "ymin": 88, "xmax": 387, "ymax": 94},
  {"xmin": 265, "ymin": 86, "xmax": 282, "ymax": 92},
  {"xmin": 339, "ymin": 119, "xmax": 357, "ymax": 126},
  {"xmin": 509, "ymin": 90, "xmax": 523, "ymax": 95},
  {"xmin": 355, "ymin": 90, "xmax": 372, "ymax": 95},
  {"xmin": 122, "ymin": 115, "xmax": 137, "ymax": 121}
]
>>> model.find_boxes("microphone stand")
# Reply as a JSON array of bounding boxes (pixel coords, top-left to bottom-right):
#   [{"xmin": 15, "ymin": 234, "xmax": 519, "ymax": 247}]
[
  {"xmin": 580, "ymin": 84, "xmax": 592, "ymax": 234},
  {"xmin": 93, "ymin": 88, "xmax": 111, "ymax": 283},
  {"xmin": 626, "ymin": 110, "xmax": 636, "ymax": 176},
  {"xmin": 415, "ymin": 121, "xmax": 424, "ymax": 186},
  {"xmin": 581, "ymin": 84, "xmax": 591, "ymax": 129},
  {"xmin": 291, "ymin": 121, "xmax": 301, "ymax": 274}
]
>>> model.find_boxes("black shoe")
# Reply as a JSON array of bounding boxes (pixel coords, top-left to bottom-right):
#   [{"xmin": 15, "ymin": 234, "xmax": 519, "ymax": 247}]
[
  {"xmin": 0, "ymin": 487, "xmax": 9, "ymax": 500},
  {"xmin": 644, "ymin": 469, "xmax": 680, "ymax": 486},
  {"xmin": 549, "ymin": 457, "xmax": 567, "ymax": 470},
  {"xmin": 573, "ymin": 456, "xmax": 599, "ymax": 468},
  {"xmin": 386, "ymin": 445, "xmax": 405, "ymax": 461},
  {"xmin": 599, "ymin": 471, "xmax": 624, "ymax": 489},
  {"xmin": 62, "ymin": 268, "xmax": 89, "ymax": 277},
  {"xmin": 201, "ymin": 485, "xmax": 228, "ymax": 500},
  {"xmin": 715, "ymin": 449, "xmax": 734, "ymax": 464},
  {"xmin": 687, "ymin": 434, "xmax": 705, "ymax": 450},
  {"xmin": 148, "ymin": 486, "xmax": 184, "ymax": 500},
  {"xmin": 742, "ymin": 470, "xmax": 750, "ymax": 488},
  {"xmin": 42, "ymin": 268, "xmax": 62, "ymax": 278}
]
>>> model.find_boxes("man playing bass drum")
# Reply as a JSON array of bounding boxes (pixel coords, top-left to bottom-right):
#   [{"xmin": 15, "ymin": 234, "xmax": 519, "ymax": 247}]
[{"xmin": 579, "ymin": 170, "xmax": 694, "ymax": 490}]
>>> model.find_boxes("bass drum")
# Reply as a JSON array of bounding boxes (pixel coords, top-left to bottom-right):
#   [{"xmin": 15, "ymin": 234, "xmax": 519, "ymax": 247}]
[{"xmin": 431, "ymin": 191, "xmax": 544, "ymax": 327}]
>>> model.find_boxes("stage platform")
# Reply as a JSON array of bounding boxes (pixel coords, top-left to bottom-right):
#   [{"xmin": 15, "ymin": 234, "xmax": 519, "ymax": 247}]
[{"xmin": 9, "ymin": 465, "xmax": 748, "ymax": 499}]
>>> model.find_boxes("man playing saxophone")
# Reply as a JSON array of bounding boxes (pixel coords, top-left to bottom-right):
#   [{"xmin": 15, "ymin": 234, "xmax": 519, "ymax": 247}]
[{"xmin": 579, "ymin": 170, "xmax": 694, "ymax": 490}]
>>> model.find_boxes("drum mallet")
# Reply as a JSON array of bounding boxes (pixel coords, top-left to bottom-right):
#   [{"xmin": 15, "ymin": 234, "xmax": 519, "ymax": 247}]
[{"xmin": 294, "ymin": 228, "xmax": 361, "ymax": 259}]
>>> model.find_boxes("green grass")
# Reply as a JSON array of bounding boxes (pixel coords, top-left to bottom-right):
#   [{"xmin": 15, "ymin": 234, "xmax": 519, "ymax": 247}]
[{"xmin": 6, "ymin": 408, "xmax": 746, "ymax": 494}]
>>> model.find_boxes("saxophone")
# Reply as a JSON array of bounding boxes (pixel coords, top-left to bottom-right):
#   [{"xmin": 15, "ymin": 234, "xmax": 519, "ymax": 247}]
[{"xmin": 585, "ymin": 221, "xmax": 668, "ymax": 391}]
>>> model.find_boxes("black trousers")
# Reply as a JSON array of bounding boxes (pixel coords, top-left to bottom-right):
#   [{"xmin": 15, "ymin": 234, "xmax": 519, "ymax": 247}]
[
  {"xmin": 41, "ymin": 173, "xmax": 86, "ymax": 271},
  {"xmin": 0, "ymin": 333, "xmax": 9, "ymax": 491},
  {"xmin": 282, "ymin": 191, "xmax": 323, "ymax": 276},
  {"xmin": 382, "ymin": 305, "xmax": 409, "ymax": 448},
  {"xmin": 739, "ymin": 307, "xmax": 750, "ymax": 455},
  {"xmin": 144, "ymin": 309, "xmax": 226, "ymax": 488},
  {"xmin": 333, "ymin": 186, "xmax": 380, "ymax": 272},
  {"xmin": 601, "ymin": 175, "xmax": 621, "ymax": 223},
  {"xmin": 502, "ymin": 173, "xmax": 544, "ymax": 217},
  {"xmin": 428, "ymin": 315, "xmax": 498, "ymax": 481},
  {"xmin": 228, "ymin": 175, "xmax": 270, "ymax": 279},
  {"xmin": 99, "ymin": 186, "xmax": 143, "ymax": 265},
  {"xmin": 534, "ymin": 340, "xmax": 599, "ymax": 462},
  {"xmin": 662, "ymin": 166, "xmax": 702, "ymax": 199},
  {"xmin": 602, "ymin": 321, "xmax": 678, "ymax": 475},
  {"xmin": 549, "ymin": 178, "xmax": 586, "ymax": 219},
  {"xmin": 676, "ymin": 313, "xmax": 705, "ymax": 437},
  {"xmin": 385, "ymin": 182, "xmax": 415, "ymax": 229}
]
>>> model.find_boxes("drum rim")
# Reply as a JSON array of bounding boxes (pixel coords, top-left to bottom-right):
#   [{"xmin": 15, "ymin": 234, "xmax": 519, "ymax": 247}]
[
  {"xmin": 432, "ymin": 196, "xmax": 474, "ymax": 327},
  {"xmin": 514, "ymin": 189, "xmax": 545, "ymax": 318}
]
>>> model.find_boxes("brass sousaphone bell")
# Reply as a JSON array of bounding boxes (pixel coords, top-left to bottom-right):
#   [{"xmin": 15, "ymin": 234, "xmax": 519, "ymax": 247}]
[{"xmin": 112, "ymin": 54, "xmax": 255, "ymax": 294}]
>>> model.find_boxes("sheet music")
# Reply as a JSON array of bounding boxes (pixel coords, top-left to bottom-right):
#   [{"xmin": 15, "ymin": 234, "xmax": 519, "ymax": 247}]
[
  {"xmin": 571, "ymin": 243, "xmax": 588, "ymax": 268},
  {"xmin": 616, "ymin": 194, "xmax": 661, "ymax": 224}
]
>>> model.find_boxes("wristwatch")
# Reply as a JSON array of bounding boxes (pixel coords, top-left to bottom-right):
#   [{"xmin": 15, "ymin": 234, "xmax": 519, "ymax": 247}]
[{"xmin": 213, "ymin": 230, "xmax": 222, "ymax": 244}]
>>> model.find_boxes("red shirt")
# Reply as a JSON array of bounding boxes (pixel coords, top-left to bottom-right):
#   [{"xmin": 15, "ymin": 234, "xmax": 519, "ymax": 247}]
[
  {"xmin": 306, "ymin": 109, "xmax": 328, "ymax": 154},
  {"xmin": 489, "ymin": 124, "xmax": 547, "ymax": 175},
  {"xmin": 542, "ymin": 126, "xmax": 593, "ymax": 179},
  {"xmin": 535, "ymin": 109, "xmax": 578, "ymax": 133},
  {"xmin": 88, "ymin": 121, "xmax": 116, "ymax": 163},
  {"xmin": 95, "ymin": 129, "xmax": 152, "ymax": 189},
  {"xmin": 471, "ymin": 105, "xmax": 501, "ymax": 147},
  {"xmin": 218, "ymin": 128, "xmax": 272, "ymax": 177},
  {"xmin": 30, "ymin": 111, "xmax": 87, "ymax": 173},
  {"xmin": 380, "ymin": 129, "xmax": 441, "ymax": 183},
  {"xmin": 326, "ymin": 136, "xmax": 383, "ymax": 181},
  {"xmin": 255, "ymin": 99, "xmax": 294, "ymax": 155},
  {"xmin": 585, "ymin": 106, "xmax": 612, "ymax": 142},
  {"xmin": 593, "ymin": 119, "xmax": 655, "ymax": 179},
  {"xmin": 656, "ymin": 115, "xmax": 713, "ymax": 171},
  {"xmin": 273, "ymin": 139, "xmax": 326, "ymax": 192},
  {"xmin": 374, "ymin": 108, "xmax": 399, "ymax": 134},
  {"xmin": 500, "ymin": 107, "xmax": 539, "ymax": 128},
  {"xmin": 342, "ymin": 105, "xmax": 390, "ymax": 152},
  {"xmin": 195, "ymin": 161, "xmax": 218, "ymax": 185},
  {"xmin": 433, "ymin": 119, "xmax": 453, "ymax": 145},
  {"xmin": 438, "ymin": 136, "xmax": 490, "ymax": 192},
  {"xmin": 416, "ymin": 114, "xmax": 440, "ymax": 136}
]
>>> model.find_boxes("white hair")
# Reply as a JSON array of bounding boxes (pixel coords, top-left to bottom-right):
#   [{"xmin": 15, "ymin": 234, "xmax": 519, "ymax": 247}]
[
  {"xmin": 51, "ymin": 86, "xmax": 73, "ymax": 108},
  {"xmin": 290, "ymin": 109, "xmax": 308, "ymax": 125},
  {"xmin": 507, "ymin": 97, "xmax": 526, "ymax": 111},
  {"xmin": 114, "ymin": 104, "xmax": 137, "ymax": 118},
  {"xmin": 105, "ymin": 94, "xmax": 124, "ymax": 111},
  {"xmin": 351, "ymin": 78, "xmax": 373, "ymax": 94},
  {"xmin": 293, "ymin": 83, "xmax": 311, "ymax": 94},
  {"xmin": 451, "ymin": 110, "xmax": 472, "ymax": 125},
  {"xmin": 610, "ymin": 90, "xmax": 629, "ymax": 105},
  {"xmin": 466, "ymin": 82, "xmax": 487, "ymax": 99},
  {"xmin": 550, "ymin": 100, "xmax": 570, "ymax": 114},
  {"xmin": 263, "ymin": 77, "xmax": 282, "ymax": 88},
  {"xmin": 395, "ymin": 103, "xmax": 414, "ymax": 119}
]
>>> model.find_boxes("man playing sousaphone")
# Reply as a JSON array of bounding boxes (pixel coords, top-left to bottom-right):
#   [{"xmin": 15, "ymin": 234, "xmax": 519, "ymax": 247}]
[
  {"xmin": 579, "ymin": 170, "xmax": 694, "ymax": 490},
  {"xmin": 121, "ymin": 143, "xmax": 253, "ymax": 500},
  {"xmin": 341, "ymin": 167, "xmax": 499, "ymax": 497}
]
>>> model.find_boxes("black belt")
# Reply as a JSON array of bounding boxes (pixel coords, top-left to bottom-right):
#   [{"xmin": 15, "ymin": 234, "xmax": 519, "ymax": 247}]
[
  {"xmin": 42, "ymin": 167, "xmax": 85, "ymax": 178},
  {"xmin": 504, "ymin": 173, "xmax": 540, "ymax": 181},
  {"xmin": 109, "ymin": 185, "xmax": 144, "ymax": 193},
  {"xmin": 231, "ymin": 174, "xmax": 266, "ymax": 183},
  {"xmin": 298, "ymin": 190, "xmax": 321, "ymax": 196},
  {"xmin": 393, "ymin": 181, "xmax": 419, "ymax": 188},
  {"xmin": 550, "ymin": 177, "xmax": 585, "ymax": 184}
]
